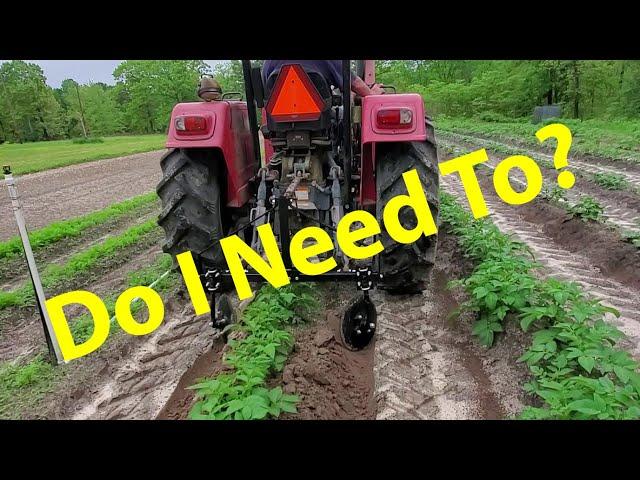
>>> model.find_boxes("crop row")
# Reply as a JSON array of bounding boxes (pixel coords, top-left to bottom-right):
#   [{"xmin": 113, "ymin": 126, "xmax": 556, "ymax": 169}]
[{"xmin": 441, "ymin": 192, "xmax": 640, "ymax": 419}]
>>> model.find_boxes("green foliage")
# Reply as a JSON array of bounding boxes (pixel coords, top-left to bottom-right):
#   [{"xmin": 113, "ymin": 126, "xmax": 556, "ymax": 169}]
[
  {"xmin": 437, "ymin": 116, "xmax": 640, "ymax": 163},
  {"xmin": 113, "ymin": 60, "xmax": 210, "ymax": 134},
  {"xmin": 441, "ymin": 192, "xmax": 640, "ymax": 419},
  {"xmin": 0, "ymin": 60, "xmax": 65, "ymax": 143},
  {"xmin": 591, "ymin": 172, "xmax": 630, "ymax": 190},
  {"xmin": 545, "ymin": 185, "xmax": 568, "ymax": 203},
  {"xmin": 568, "ymin": 196, "xmax": 604, "ymax": 222},
  {"xmin": 189, "ymin": 283, "xmax": 317, "ymax": 420},
  {"xmin": 0, "ymin": 355, "xmax": 58, "ymax": 418},
  {"xmin": 71, "ymin": 136, "xmax": 104, "ymax": 144},
  {"xmin": 622, "ymin": 230, "xmax": 640, "ymax": 248}
]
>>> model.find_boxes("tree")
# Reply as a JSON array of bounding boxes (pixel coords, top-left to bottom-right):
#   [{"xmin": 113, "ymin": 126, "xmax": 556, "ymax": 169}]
[
  {"xmin": 113, "ymin": 60, "xmax": 211, "ymax": 133},
  {"xmin": 0, "ymin": 60, "xmax": 64, "ymax": 142}
]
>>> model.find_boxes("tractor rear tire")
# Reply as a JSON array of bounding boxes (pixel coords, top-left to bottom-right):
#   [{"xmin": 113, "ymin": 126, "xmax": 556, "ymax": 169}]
[
  {"xmin": 376, "ymin": 121, "xmax": 439, "ymax": 294},
  {"xmin": 156, "ymin": 148, "xmax": 226, "ymax": 270}
]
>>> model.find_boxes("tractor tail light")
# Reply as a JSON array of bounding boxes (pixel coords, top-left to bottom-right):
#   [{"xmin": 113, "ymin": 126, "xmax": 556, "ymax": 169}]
[
  {"xmin": 376, "ymin": 108, "xmax": 413, "ymax": 129},
  {"xmin": 175, "ymin": 115, "xmax": 208, "ymax": 134}
]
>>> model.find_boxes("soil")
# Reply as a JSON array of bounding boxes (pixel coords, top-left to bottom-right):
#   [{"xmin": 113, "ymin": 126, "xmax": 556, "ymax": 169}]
[
  {"xmin": 277, "ymin": 311, "xmax": 376, "ymax": 419},
  {"xmin": 0, "ymin": 150, "xmax": 164, "ymax": 241}
]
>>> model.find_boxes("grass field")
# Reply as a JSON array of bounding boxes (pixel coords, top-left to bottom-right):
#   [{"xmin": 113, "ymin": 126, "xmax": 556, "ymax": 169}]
[
  {"xmin": 436, "ymin": 116, "xmax": 640, "ymax": 162},
  {"xmin": 0, "ymin": 135, "xmax": 166, "ymax": 175}
]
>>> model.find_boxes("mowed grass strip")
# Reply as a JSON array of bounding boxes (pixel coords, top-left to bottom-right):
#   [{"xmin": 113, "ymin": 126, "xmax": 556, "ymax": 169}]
[
  {"xmin": 0, "ymin": 192, "xmax": 158, "ymax": 260},
  {"xmin": 436, "ymin": 116, "xmax": 640, "ymax": 163},
  {"xmin": 0, "ymin": 134, "xmax": 166, "ymax": 175},
  {"xmin": 0, "ymin": 219, "xmax": 161, "ymax": 310}
]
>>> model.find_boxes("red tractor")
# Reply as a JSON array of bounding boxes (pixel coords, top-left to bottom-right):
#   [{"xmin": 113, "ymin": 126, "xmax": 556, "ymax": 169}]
[{"xmin": 157, "ymin": 60, "xmax": 439, "ymax": 349}]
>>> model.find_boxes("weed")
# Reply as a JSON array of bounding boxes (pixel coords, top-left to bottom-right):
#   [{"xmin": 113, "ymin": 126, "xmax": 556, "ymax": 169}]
[
  {"xmin": 622, "ymin": 230, "xmax": 640, "ymax": 248},
  {"xmin": 0, "ymin": 355, "xmax": 59, "ymax": 418}
]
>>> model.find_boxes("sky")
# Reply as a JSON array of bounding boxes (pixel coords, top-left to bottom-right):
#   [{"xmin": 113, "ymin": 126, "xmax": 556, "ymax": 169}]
[{"xmin": 0, "ymin": 60, "xmax": 227, "ymax": 88}]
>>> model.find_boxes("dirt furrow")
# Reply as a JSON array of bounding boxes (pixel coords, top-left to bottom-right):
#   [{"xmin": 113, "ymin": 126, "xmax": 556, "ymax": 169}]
[
  {"xmin": 440, "ymin": 175, "xmax": 640, "ymax": 359},
  {"xmin": 440, "ymin": 135, "xmax": 640, "ymax": 234},
  {"xmin": 372, "ymin": 234, "xmax": 530, "ymax": 420},
  {"xmin": 0, "ymin": 150, "xmax": 164, "ymax": 241},
  {"xmin": 440, "ymin": 130, "xmax": 640, "ymax": 180}
]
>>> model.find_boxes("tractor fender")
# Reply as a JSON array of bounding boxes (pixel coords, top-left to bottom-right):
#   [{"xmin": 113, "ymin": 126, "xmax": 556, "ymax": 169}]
[
  {"xmin": 358, "ymin": 93, "xmax": 429, "ymax": 207},
  {"xmin": 166, "ymin": 101, "xmax": 258, "ymax": 208}
]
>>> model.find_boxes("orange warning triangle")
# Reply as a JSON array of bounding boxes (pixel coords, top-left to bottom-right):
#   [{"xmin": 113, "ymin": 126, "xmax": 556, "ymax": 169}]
[{"xmin": 270, "ymin": 66, "xmax": 322, "ymax": 117}]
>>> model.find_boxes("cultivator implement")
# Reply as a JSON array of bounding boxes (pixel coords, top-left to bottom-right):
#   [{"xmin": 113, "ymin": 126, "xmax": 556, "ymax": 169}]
[{"xmin": 157, "ymin": 60, "xmax": 439, "ymax": 350}]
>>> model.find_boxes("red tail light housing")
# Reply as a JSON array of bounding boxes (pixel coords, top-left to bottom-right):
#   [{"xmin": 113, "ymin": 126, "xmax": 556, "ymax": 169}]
[
  {"xmin": 175, "ymin": 115, "xmax": 208, "ymax": 134},
  {"xmin": 376, "ymin": 108, "xmax": 414, "ymax": 129},
  {"xmin": 266, "ymin": 64, "xmax": 325, "ymax": 122}
]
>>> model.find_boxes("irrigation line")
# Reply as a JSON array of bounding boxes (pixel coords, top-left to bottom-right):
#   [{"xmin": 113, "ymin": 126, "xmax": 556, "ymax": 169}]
[{"xmin": 108, "ymin": 267, "xmax": 172, "ymax": 325}]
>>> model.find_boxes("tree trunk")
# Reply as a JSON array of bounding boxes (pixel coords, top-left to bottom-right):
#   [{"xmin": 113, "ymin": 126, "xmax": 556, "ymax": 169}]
[
  {"xmin": 75, "ymin": 82, "xmax": 88, "ymax": 137},
  {"xmin": 572, "ymin": 61, "xmax": 580, "ymax": 119}
]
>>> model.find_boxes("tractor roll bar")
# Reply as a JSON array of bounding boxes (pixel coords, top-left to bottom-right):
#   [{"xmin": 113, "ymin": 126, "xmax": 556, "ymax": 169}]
[
  {"xmin": 241, "ymin": 60, "xmax": 263, "ymax": 167},
  {"xmin": 342, "ymin": 59, "xmax": 352, "ymax": 207}
]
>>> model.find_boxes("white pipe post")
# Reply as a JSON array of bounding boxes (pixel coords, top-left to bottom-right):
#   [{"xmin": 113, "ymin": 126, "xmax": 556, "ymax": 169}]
[{"xmin": 3, "ymin": 165, "xmax": 64, "ymax": 364}]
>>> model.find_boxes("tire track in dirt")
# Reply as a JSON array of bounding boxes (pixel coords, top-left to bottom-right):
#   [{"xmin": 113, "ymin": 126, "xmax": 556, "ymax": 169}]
[
  {"xmin": 71, "ymin": 301, "xmax": 217, "ymax": 420},
  {"xmin": 440, "ymin": 135, "xmax": 640, "ymax": 234},
  {"xmin": 372, "ymin": 241, "xmax": 529, "ymax": 420},
  {"xmin": 0, "ymin": 150, "xmax": 165, "ymax": 241},
  {"xmin": 440, "ymin": 171, "xmax": 640, "ymax": 359}
]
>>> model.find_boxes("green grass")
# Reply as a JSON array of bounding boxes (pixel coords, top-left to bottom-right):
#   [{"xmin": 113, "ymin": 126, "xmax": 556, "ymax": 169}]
[
  {"xmin": 436, "ymin": 116, "xmax": 640, "ymax": 163},
  {"xmin": 0, "ymin": 355, "xmax": 60, "ymax": 418},
  {"xmin": 0, "ymin": 219, "xmax": 160, "ymax": 310},
  {"xmin": 0, "ymin": 192, "xmax": 158, "ymax": 260},
  {"xmin": 0, "ymin": 134, "xmax": 166, "ymax": 175}
]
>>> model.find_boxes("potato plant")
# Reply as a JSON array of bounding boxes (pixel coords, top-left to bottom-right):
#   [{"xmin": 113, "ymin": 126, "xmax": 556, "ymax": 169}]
[
  {"xmin": 441, "ymin": 192, "xmax": 640, "ymax": 419},
  {"xmin": 189, "ymin": 283, "xmax": 317, "ymax": 420}
]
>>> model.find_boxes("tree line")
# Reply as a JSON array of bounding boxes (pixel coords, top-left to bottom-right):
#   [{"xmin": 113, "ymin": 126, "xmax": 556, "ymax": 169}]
[
  {"xmin": 3, "ymin": 60, "xmax": 639, "ymax": 143},
  {"xmin": 377, "ymin": 60, "xmax": 640, "ymax": 120},
  {"xmin": 0, "ymin": 60, "xmax": 219, "ymax": 143}
]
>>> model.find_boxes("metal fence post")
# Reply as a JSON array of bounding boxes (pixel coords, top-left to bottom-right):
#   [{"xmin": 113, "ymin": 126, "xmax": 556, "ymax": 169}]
[{"xmin": 3, "ymin": 165, "xmax": 63, "ymax": 364}]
